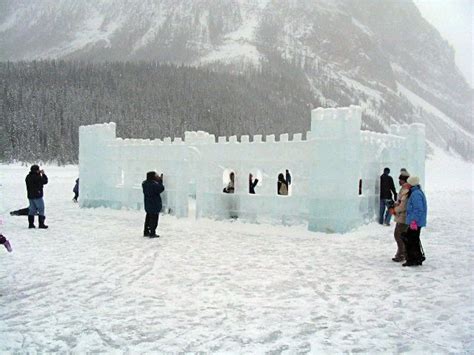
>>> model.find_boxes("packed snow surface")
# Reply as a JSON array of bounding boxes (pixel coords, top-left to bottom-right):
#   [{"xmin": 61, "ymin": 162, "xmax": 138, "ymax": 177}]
[{"xmin": 0, "ymin": 154, "xmax": 472, "ymax": 352}]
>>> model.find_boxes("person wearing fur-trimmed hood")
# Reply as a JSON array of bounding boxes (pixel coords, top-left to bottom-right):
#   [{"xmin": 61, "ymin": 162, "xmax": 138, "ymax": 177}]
[{"xmin": 392, "ymin": 169, "xmax": 411, "ymax": 262}]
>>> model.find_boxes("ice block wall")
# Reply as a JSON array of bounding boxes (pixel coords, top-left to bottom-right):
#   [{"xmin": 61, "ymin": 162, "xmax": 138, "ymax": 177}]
[{"xmin": 78, "ymin": 106, "xmax": 425, "ymax": 233}]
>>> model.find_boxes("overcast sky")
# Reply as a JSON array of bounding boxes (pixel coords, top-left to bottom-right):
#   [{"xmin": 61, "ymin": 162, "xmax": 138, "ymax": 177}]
[{"xmin": 414, "ymin": 0, "xmax": 473, "ymax": 87}]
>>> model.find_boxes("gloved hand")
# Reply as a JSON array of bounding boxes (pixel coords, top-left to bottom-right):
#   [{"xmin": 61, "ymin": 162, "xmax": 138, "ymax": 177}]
[{"xmin": 409, "ymin": 220, "xmax": 418, "ymax": 230}]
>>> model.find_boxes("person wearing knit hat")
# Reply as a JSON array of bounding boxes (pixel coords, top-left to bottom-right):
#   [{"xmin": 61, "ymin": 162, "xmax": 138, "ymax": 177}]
[
  {"xmin": 391, "ymin": 171, "xmax": 411, "ymax": 262},
  {"xmin": 403, "ymin": 175, "xmax": 427, "ymax": 266},
  {"xmin": 407, "ymin": 176, "xmax": 420, "ymax": 186},
  {"xmin": 399, "ymin": 168, "xmax": 410, "ymax": 178}
]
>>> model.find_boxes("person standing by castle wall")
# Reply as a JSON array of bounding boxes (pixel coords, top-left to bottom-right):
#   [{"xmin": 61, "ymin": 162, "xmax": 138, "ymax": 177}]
[
  {"xmin": 403, "ymin": 176, "xmax": 427, "ymax": 267},
  {"xmin": 392, "ymin": 169, "xmax": 410, "ymax": 262},
  {"xmin": 73, "ymin": 178, "xmax": 79, "ymax": 202},
  {"xmin": 142, "ymin": 171, "xmax": 165, "ymax": 238},
  {"xmin": 379, "ymin": 167, "xmax": 397, "ymax": 225}
]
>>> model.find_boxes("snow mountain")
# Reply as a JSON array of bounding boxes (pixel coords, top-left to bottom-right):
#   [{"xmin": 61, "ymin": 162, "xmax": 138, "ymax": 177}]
[{"xmin": 0, "ymin": 0, "xmax": 472, "ymax": 160}]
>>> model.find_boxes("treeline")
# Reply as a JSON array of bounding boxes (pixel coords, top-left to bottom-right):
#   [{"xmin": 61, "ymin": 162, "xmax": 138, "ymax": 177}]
[{"xmin": 0, "ymin": 60, "xmax": 320, "ymax": 163}]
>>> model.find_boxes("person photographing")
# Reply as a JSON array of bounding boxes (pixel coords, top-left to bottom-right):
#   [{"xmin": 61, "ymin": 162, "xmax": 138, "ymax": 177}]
[
  {"xmin": 142, "ymin": 171, "xmax": 165, "ymax": 238},
  {"xmin": 25, "ymin": 165, "xmax": 48, "ymax": 229}
]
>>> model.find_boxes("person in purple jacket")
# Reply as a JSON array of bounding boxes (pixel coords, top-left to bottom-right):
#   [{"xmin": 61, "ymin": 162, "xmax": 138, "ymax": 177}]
[{"xmin": 402, "ymin": 176, "xmax": 427, "ymax": 267}]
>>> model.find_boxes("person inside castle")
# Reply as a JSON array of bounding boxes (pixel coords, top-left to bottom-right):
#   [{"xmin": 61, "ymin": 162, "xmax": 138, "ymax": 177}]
[
  {"xmin": 277, "ymin": 173, "xmax": 289, "ymax": 196},
  {"xmin": 402, "ymin": 175, "xmax": 427, "ymax": 267},
  {"xmin": 223, "ymin": 172, "xmax": 235, "ymax": 194},
  {"xmin": 249, "ymin": 173, "xmax": 259, "ymax": 194},
  {"xmin": 25, "ymin": 165, "xmax": 49, "ymax": 229},
  {"xmin": 142, "ymin": 171, "xmax": 165, "ymax": 238},
  {"xmin": 379, "ymin": 167, "xmax": 397, "ymax": 225},
  {"xmin": 391, "ymin": 169, "xmax": 411, "ymax": 262},
  {"xmin": 285, "ymin": 169, "xmax": 292, "ymax": 186}
]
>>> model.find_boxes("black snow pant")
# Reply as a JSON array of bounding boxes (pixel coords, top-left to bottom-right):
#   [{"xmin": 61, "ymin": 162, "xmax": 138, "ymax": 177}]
[
  {"xmin": 403, "ymin": 227, "xmax": 425, "ymax": 264},
  {"xmin": 144, "ymin": 213, "xmax": 159, "ymax": 236}
]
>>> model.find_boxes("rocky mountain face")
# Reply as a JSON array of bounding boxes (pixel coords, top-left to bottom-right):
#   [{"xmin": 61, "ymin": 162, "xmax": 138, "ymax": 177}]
[{"xmin": 0, "ymin": 0, "xmax": 471, "ymax": 159}]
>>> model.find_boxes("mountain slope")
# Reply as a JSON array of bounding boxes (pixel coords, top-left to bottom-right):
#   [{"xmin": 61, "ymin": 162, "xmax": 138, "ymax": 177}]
[{"xmin": 0, "ymin": 0, "xmax": 471, "ymax": 159}]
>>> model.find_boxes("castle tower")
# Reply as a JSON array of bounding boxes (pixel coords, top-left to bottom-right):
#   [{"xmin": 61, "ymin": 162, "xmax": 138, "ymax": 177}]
[
  {"xmin": 307, "ymin": 106, "xmax": 363, "ymax": 233},
  {"xmin": 79, "ymin": 123, "xmax": 117, "ymax": 207}
]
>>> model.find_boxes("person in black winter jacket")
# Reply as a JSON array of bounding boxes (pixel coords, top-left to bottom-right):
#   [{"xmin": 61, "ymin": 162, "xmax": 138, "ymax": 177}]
[
  {"xmin": 73, "ymin": 178, "xmax": 79, "ymax": 202},
  {"xmin": 249, "ymin": 174, "xmax": 259, "ymax": 194},
  {"xmin": 25, "ymin": 165, "xmax": 48, "ymax": 229},
  {"xmin": 142, "ymin": 171, "xmax": 165, "ymax": 238},
  {"xmin": 379, "ymin": 167, "xmax": 397, "ymax": 225}
]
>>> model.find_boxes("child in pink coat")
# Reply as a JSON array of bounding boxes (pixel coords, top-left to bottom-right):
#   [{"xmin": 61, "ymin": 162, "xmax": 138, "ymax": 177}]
[{"xmin": 0, "ymin": 234, "xmax": 12, "ymax": 252}]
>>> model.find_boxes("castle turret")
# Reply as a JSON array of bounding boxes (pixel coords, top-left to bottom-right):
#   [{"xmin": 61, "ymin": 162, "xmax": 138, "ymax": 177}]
[
  {"xmin": 79, "ymin": 122, "xmax": 117, "ymax": 207},
  {"xmin": 390, "ymin": 123, "xmax": 426, "ymax": 185},
  {"xmin": 307, "ymin": 106, "xmax": 362, "ymax": 233}
]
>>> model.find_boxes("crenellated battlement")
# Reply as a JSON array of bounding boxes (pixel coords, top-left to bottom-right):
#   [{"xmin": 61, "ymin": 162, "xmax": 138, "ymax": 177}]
[
  {"xmin": 104, "ymin": 129, "xmax": 312, "ymax": 148},
  {"xmin": 310, "ymin": 105, "xmax": 362, "ymax": 139},
  {"xmin": 361, "ymin": 130, "xmax": 405, "ymax": 149}
]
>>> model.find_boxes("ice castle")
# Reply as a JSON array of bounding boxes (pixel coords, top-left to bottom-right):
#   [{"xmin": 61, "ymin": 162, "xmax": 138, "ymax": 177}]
[{"xmin": 79, "ymin": 106, "xmax": 425, "ymax": 233}]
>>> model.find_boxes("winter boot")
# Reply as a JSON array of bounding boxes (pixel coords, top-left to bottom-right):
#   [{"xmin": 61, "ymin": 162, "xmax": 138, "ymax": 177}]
[
  {"xmin": 28, "ymin": 215, "xmax": 36, "ymax": 229},
  {"xmin": 38, "ymin": 215, "xmax": 48, "ymax": 229}
]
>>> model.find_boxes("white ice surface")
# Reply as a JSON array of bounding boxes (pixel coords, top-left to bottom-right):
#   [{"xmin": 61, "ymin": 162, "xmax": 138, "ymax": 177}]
[{"xmin": 0, "ymin": 153, "xmax": 472, "ymax": 352}]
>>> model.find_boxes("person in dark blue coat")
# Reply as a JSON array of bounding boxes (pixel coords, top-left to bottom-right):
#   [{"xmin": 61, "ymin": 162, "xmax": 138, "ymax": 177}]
[
  {"xmin": 403, "ymin": 176, "xmax": 428, "ymax": 266},
  {"xmin": 25, "ymin": 165, "xmax": 48, "ymax": 229},
  {"xmin": 249, "ymin": 173, "xmax": 259, "ymax": 194},
  {"xmin": 142, "ymin": 171, "xmax": 165, "ymax": 238},
  {"xmin": 379, "ymin": 167, "xmax": 397, "ymax": 225},
  {"xmin": 73, "ymin": 178, "xmax": 79, "ymax": 202}
]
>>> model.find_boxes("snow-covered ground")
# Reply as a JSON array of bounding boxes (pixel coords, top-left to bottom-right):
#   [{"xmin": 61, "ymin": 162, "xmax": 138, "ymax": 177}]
[{"xmin": 0, "ymin": 153, "xmax": 472, "ymax": 353}]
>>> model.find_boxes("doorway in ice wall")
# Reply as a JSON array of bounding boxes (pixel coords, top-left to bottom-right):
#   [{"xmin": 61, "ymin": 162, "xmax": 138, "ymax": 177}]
[
  {"xmin": 222, "ymin": 168, "xmax": 235, "ymax": 194},
  {"xmin": 248, "ymin": 168, "xmax": 263, "ymax": 194}
]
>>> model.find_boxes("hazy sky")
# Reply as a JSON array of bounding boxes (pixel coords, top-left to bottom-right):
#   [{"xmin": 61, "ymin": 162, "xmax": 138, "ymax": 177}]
[{"xmin": 414, "ymin": 0, "xmax": 473, "ymax": 87}]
